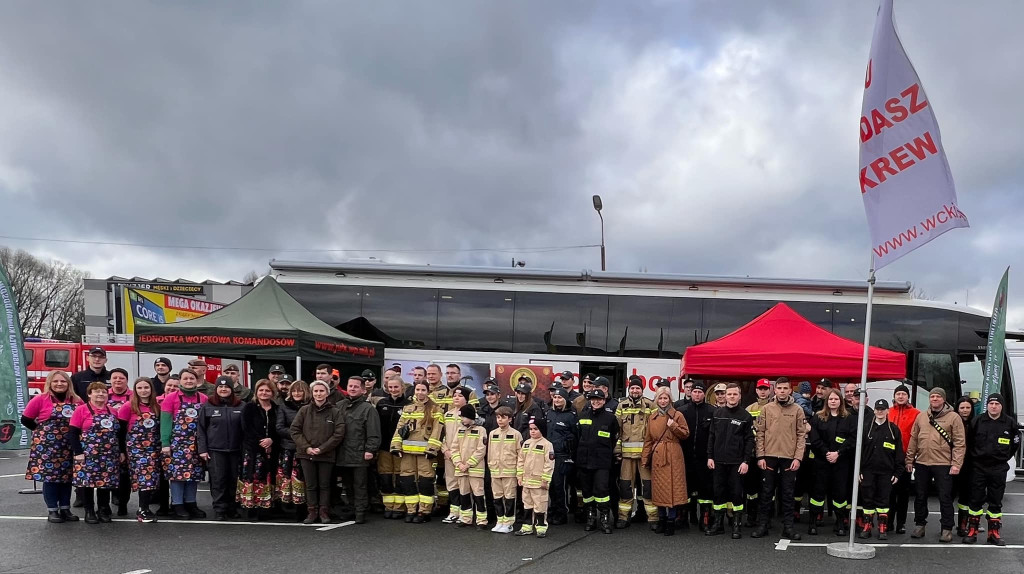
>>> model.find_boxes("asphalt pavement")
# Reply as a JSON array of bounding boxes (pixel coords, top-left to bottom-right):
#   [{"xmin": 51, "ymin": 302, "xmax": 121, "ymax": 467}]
[{"xmin": 1, "ymin": 451, "xmax": 1023, "ymax": 574}]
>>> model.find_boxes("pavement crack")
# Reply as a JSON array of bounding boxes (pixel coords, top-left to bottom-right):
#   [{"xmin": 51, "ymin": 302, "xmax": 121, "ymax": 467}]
[{"xmin": 501, "ymin": 531, "xmax": 596, "ymax": 574}]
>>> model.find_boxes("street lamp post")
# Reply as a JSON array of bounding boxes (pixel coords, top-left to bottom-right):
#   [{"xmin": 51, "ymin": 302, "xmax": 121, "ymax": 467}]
[{"xmin": 592, "ymin": 195, "xmax": 606, "ymax": 271}]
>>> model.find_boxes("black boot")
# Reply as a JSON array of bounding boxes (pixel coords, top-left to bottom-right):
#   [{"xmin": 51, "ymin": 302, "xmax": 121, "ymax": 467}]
[
  {"xmin": 751, "ymin": 522, "xmax": 769, "ymax": 538},
  {"xmin": 745, "ymin": 501, "xmax": 759, "ymax": 527},
  {"xmin": 600, "ymin": 508, "xmax": 613, "ymax": 534},
  {"xmin": 782, "ymin": 525, "xmax": 802, "ymax": 540},
  {"xmin": 47, "ymin": 510, "xmax": 64, "ymax": 523},
  {"xmin": 732, "ymin": 513, "xmax": 743, "ymax": 539},
  {"xmin": 808, "ymin": 511, "xmax": 821, "ymax": 535},
  {"xmin": 59, "ymin": 509, "xmax": 79, "ymax": 522},
  {"xmin": 185, "ymin": 502, "xmax": 206, "ymax": 519},
  {"xmin": 835, "ymin": 509, "xmax": 848, "ymax": 537},
  {"xmin": 663, "ymin": 518, "xmax": 675, "ymax": 537},
  {"xmin": 706, "ymin": 510, "xmax": 725, "ymax": 536},
  {"xmin": 584, "ymin": 505, "xmax": 597, "ymax": 532},
  {"xmin": 962, "ymin": 516, "xmax": 979, "ymax": 544},
  {"xmin": 172, "ymin": 504, "xmax": 191, "ymax": 519},
  {"xmin": 84, "ymin": 509, "xmax": 99, "ymax": 524},
  {"xmin": 97, "ymin": 506, "xmax": 112, "ymax": 523},
  {"xmin": 956, "ymin": 509, "xmax": 969, "ymax": 537},
  {"xmin": 654, "ymin": 517, "xmax": 665, "ymax": 534}
]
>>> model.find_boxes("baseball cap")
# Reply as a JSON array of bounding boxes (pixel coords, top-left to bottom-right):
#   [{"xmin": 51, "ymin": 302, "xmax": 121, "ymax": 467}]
[
  {"xmin": 514, "ymin": 381, "xmax": 533, "ymax": 394},
  {"xmin": 391, "ymin": 363, "xmax": 402, "ymax": 373},
  {"xmin": 215, "ymin": 376, "xmax": 233, "ymax": 387},
  {"xmin": 713, "ymin": 383, "xmax": 727, "ymax": 393},
  {"xmin": 517, "ymin": 374, "xmax": 534, "ymax": 384},
  {"xmin": 756, "ymin": 378, "xmax": 771, "ymax": 389},
  {"xmin": 692, "ymin": 383, "xmax": 706, "ymax": 392},
  {"xmin": 593, "ymin": 376, "xmax": 610, "ymax": 388},
  {"xmin": 586, "ymin": 389, "xmax": 607, "ymax": 400},
  {"xmin": 223, "ymin": 363, "xmax": 239, "ymax": 373},
  {"xmin": 279, "ymin": 374, "xmax": 294, "ymax": 383},
  {"xmin": 268, "ymin": 364, "xmax": 285, "ymax": 374},
  {"xmin": 559, "ymin": 370, "xmax": 574, "ymax": 381},
  {"xmin": 551, "ymin": 388, "xmax": 570, "ymax": 400},
  {"xmin": 361, "ymin": 369, "xmax": 377, "ymax": 380},
  {"xmin": 873, "ymin": 399, "xmax": 890, "ymax": 410},
  {"xmin": 88, "ymin": 346, "xmax": 106, "ymax": 357},
  {"xmin": 188, "ymin": 358, "xmax": 207, "ymax": 368}
]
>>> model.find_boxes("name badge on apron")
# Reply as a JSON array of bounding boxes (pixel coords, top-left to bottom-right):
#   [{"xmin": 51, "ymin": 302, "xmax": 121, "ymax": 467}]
[
  {"xmin": 143, "ymin": 417, "xmax": 156, "ymax": 429},
  {"xmin": 185, "ymin": 407, "xmax": 198, "ymax": 418},
  {"xmin": 61, "ymin": 405, "xmax": 75, "ymax": 418},
  {"xmin": 100, "ymin": 418, "xmax": 114, "ymax": 430}
]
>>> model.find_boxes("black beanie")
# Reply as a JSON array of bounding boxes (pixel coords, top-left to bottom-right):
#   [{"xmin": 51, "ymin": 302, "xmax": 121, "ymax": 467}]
[
  {"xmin": 459, "ymin": 404, "xmax": 477, "ymax": 420},
  {"xmin": 987, "ymin": 393, "xmax": 1005, "ymax": 407},
  {"xmin": 894, "ymin": 384, "xmax": 910, "ymax": 396},
  {"xmin": 527, "ymin": 415, "xmax": 547, "ymax": 436}
]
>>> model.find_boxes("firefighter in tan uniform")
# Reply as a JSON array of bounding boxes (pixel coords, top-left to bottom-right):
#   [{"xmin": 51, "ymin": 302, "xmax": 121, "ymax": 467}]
[
  {"xmin": 614, "ymin": 376, "xmax": 657, "ymax": 529},
  {"xmin": 441, "ymin": 387, "xmax": 471, "ymax": 523},
  {"xmin": 451, "ymin": 404, "xmax": 488, "ymax": 529},
  {"xmin": 389, "ymin": 381, "xmax": 444, "ymax": 523},
  {"xmin": 488, "ymin": 406, "xmax": 523, "ymax": 533},
  {"xmin": 516, "ymin": 416, "xmax": 555, "ymax": 538}
]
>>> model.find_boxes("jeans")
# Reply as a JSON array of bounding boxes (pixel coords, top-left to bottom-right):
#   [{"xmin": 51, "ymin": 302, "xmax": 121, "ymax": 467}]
[
  {"xmin": 42, "ymin": 482, "xmax": 72, "ymax": 511},
  {"xmin": 170, "ymin": 480, "xmax": 199, "ymax": 505},
  {"xmin": 914, "ymin": 463, "xmax": 953, "ymax": 529}
]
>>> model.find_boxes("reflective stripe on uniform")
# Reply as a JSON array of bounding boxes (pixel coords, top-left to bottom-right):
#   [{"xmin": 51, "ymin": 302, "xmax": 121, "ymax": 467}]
[{"xmin": 621, "ymin": 441, "xmax": 644, "ymax": 454}]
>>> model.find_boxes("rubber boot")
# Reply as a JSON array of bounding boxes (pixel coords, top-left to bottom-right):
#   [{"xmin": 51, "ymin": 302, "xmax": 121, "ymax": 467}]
[
  {"xmin": 663, "ymin": 518, "xmax": 675, "ymax": 537},
  {"xmin": 877, "ymin": 513, "xmax": 889, "ymax": 541},
  {"xmin": 808, "ymin": 511, "xmax": 821, "ymax": 535},
  {"xmin": 987, "ymin": 518, "xmax": 1005, "ymax": 546},
  {"xmin": 962, "ymin": 515, "xmax": 979, "ymax": 544},
  {"xmin": 600, "ymin": 508, "xmax": 613, "ymax": 534},
  {"xmin": 303, "ymin": 506, "xmax": 318, "ymax": 524},
  {"xmin": 745, "ymin": 500, "xmax": 759, "ymax": 527},
  {"xmin": 858, "ymin": 513, "xmax": 873, "ymax": 539},
  {"xmin": 732, "ymin": 512, "xmax": 743, "ymax": 539},
  {"xmin": 835, "ymin": 508, "xmax": 848, "ymax": 537},
  {"xmin": 706, "ymin": 510, "xmax": 725, "ymax": 536},
  {"xmin": 700, "ymin": 503, "xmax": 711, "ymax": 534},
  {"xmin": 956, "ymin": 508, "xmax": 969, "ymax": 537},
  {"xmin": 584, "ymin": 505, "xmax": 597, "ymax": 532}
]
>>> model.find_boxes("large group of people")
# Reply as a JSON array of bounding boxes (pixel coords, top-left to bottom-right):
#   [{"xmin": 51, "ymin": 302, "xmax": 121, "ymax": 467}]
[{"xmin": 20, "ymin": 349, "xmax": 1021, "ymax": 546}]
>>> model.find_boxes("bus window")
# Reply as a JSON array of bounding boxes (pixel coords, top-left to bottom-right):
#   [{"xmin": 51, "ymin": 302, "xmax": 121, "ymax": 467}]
[
  {"xmin": 912, "ymin": 352, "xmax": 955, "ymax": 404},
  {"xmin": 44, "ymin": 349, "xmax": 71, "ymax": 368},
  {"xmin": 958, "ymin": 353, "xmax": 984, "ymax": 402}
]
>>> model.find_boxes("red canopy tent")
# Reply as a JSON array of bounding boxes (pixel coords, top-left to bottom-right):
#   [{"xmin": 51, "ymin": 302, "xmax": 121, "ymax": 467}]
[{"xmin": 682, "ymin": 302, "xmax": 906, "ymax": 380}]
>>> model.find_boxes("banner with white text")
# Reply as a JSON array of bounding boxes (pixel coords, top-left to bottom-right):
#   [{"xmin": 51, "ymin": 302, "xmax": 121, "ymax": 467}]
[
  {"xmin": 0, "ymin": 263, "xmax": 29, "ymax": 449},
  {"xmin": 859, "ymin": 0, "xmax": 968, "ymax": 269}
]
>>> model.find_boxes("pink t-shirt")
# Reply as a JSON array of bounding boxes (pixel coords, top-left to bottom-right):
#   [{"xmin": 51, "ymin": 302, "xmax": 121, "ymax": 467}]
[
  {"xmin": 117, "ymin": 402, "xmax": 158, "ymax": 428},
  {"xmin": 161, "ymin": 390, "xmax": 208, "ymax": 417},
  {"xmin": 70, "ymin": 403, "xmax": 118, "ymax": 430},
  {"xmin": 107, "ymin": 390, "xmax": 133, "ymax": 409},
  {"xmin": 22, "ymin": 394, "xmax": 79, "ymax": 423}
]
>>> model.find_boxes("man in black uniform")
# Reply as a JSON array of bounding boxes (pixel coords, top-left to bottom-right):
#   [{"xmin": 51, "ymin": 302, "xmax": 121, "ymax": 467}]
[
  {"xmin": 546, "ymin": 388, "xmax": 578, "ymax": 525},
  {"xmin": 963, "ymin": 393, "xmax": 1021, "ymax": 545},
  {"xmin": 71, "ymin": 347, "xmax": 110, "ymax": 400},
  {"xmin": 577, "ymin": 388, "xmax": 619, "ymax": 534},
  {"xmin": 707, "ymin": 383, "xmax": 754, "ymax": 539},
  {"xmin": 680, "ymin": 383, "xmax": 715, "ymax": 532}
]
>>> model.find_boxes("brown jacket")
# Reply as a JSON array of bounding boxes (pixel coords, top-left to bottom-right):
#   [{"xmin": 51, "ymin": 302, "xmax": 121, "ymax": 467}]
[
  {"xmin": 905, "ymin": 405, "xmax": 966, "ymax": 468},
  {"xmin": 641, "ymin": 408, "xmax": 689, "ymax": 507},
  {"xmin": 487, "ymin": 425, "xmax": 523, "ymax": 478},
  {"xmin": 290, "ymin": 401, "xmax": 346, "ymax": 462},
  {"xmin": 754, "ymin": 399, "xmax": 807, "ymax": 460}
]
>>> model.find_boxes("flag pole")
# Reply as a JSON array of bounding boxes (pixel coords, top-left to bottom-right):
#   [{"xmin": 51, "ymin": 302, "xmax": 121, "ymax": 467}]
[{"xmin": 828, "ymin": 256, "xmax": 877, "ymax": 559}]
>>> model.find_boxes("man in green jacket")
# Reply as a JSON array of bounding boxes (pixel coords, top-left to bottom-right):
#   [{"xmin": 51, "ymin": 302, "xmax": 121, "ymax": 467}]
[{"xmin": 337, "ymin": 376, "xmax": 382, "ymax": 524}]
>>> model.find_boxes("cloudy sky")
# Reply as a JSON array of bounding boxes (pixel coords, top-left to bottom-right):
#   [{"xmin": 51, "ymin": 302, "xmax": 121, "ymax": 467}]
[{"xmin": 1, "ymin": 1, "xmax": 1022, "ymax": 327}]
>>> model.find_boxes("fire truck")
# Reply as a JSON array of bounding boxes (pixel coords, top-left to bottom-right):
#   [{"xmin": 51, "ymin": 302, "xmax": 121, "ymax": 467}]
[{"xmin": 24, "ymin": 334, "xmax": 248, "ymax": 395}]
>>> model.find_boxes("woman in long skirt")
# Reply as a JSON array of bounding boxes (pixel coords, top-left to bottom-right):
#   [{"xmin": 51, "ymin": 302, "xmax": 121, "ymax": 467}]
[
  {"xmin": 276, "ymin": 380, "xmax": 309, "ymax": 516},
  {"xmin": 239, "ymin": 379, "xmax": 279, "ymax": 520},
  {"xmin": 22, "ymin": 371, "xmax": 81, "ymax": 522},
  {"xmin": 117, "ymin": 377, "xmax": 162, "ymax": 523},
  {"xmin": 70, "ymin": 382, "xmax": 122, "ymax": 524}
]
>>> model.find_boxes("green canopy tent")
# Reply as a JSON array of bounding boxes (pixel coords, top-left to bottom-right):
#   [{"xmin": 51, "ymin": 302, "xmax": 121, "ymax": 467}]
[{"xmin": 135, "ymin": 276, "xmax": 383, "ymax": 377}]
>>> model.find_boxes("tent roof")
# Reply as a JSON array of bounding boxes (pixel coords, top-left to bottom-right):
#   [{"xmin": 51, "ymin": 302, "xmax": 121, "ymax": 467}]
[
  {"xmin": 682, "ymin": 302, "xmax": 906, "ymax": 379},
  {"xmin": 135, "ymin": 277, "xmax": 383, "ymax": 364}
]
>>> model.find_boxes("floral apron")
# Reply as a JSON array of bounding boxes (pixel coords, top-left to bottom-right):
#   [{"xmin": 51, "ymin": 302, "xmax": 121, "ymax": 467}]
[
  {"xmin": 126, "ymin": 410, "xmax": 161, "ymax": 491},
  {"xmin": 165, "ymin": 397, "xmax": 205, "ymax": 482},
  {"xmin": 73, "ymin": 405, "xmax": 120, "ymax": 489},
  {"xmin": 25, "ymin": 401, "xmax": 76, "ymax": 483},
  {"xmin": 275, "ymin": 448, "xmax": 305, "ymax": 504}
]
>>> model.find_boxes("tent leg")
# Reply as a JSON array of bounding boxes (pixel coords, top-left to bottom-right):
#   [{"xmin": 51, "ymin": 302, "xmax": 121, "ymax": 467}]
[{"xmin": 295, "ymin": 356, "xmax": 302, "ymax": 380}]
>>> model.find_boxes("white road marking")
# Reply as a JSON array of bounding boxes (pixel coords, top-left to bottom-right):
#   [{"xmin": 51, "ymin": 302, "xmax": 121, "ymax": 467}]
[
  {"xmin": 782, "ymin": 542, "xmax": 1024, "ymax": 550},
  {"xmin": 0, "ymin": 473, "xmax": 26, "ymax": 478},
  {"xmin": 774, "ymin": 538, "xmax": 791, "ymax": 550},
  {"xmin": 0, "ymin": 515, "xmax": 318, "ymax": 527},
  {"xmin": 316, "ymin": 520, "xmax": 355, "ymax": 531},
  {"xmin": 122, "ymin": 570, "xmax": 153, "ymax": 574}
]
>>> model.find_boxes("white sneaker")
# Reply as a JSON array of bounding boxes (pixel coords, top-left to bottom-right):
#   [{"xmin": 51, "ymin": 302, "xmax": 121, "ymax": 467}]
[
  {"xmin": 491, "ymin": 522, "xmax": 504, "ymax": 532},
  {"xmin": 502, "ymin": 523, "xmax": 514, "ymax": 533},
  {"xmin": 442, "ymin": 514, "xmax": 458, "ymax": 524}
]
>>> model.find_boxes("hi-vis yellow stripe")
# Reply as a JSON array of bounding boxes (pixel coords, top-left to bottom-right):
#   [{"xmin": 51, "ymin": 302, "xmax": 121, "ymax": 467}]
[
  {"xmin": 597, "ymin": 431, "xmax": 610, "ymax": 438},
  {"xmin": 882, "ymin": 442, "xmax": 895, "ymax": 450}
]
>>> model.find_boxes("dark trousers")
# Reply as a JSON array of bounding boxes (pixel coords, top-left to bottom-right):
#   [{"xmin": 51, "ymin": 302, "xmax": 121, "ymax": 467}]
[
  {"xmin": 809, "ymin": 457, "xmax": 851, "ymax": 511},
  {"xmin": 970, "ymin": 462, "xmax": 1009, "ymax": 517},
  {"xmin": 887, "ymin": 466, "xmax": 911, "ymax": 528},
  {"xmin": 208, "ymin": 450, "xmax": 242, "ymax": 513},
  {"xmin": 712, "ymin": 464, "xmax": 745, "ymax": 511},
  {"xmin": 78, "ymin": 487, "xmax": 111, "ymax": 511},
  {"xmin": 549, "ymin": 458, "xmax": 573, "ymax": 521},
  {"xmin": 301, "ymin": 459, "xmax": 334, "ymax": 507},
  {"xmin": 42, "ymin": 482, "xmax": 73, "ymax": 510},
  {"xmin": 914, "ymin": 463, "xmax": 954, "ymax": 529},
  {"xmin": 114, "ymin": 467, "xmax": 131, "ymax": 510},
  {"xmin": 338, "ymin": 466, "xmax": 369, "ymax": 513},
  {"xmin": 579, "ymin": 467, "xmax": 611, "ymax": 511},
  {"xmin": 759, "ymin": 457, "xmax": 797, "ymax": 528},
  {"xmin": 687, "ymin": 463, "xmax": 714, "ymax": 506},
  {"xmin": 157, "ymin": 478, "xmax": 170, "ymax": 511},
  {"xmin": 859, "ymin": 472, "xmax": 894, "ymax": 513},
  {"xmin": 955, "ymin": 466, "xmax": 973, "ymax": 511},
  {"xmin": 367, "ymin": 462, "xmax": 383, "ymax": 510}
]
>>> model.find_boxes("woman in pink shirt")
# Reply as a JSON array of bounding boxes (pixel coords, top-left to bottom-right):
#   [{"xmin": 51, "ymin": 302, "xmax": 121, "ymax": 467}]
[
  {"xmin": 118, "ymin": 377, "xmax": 162, "ymax": 523},
  {"xmin": 22, "ymin": 371, "xmax": 82, "ymax": 523},
  {"xmin": 154, "ymin": 374, "xmax": 179, "ymax": 516},
  {"xmin": 71, "ymin": 382, "xmax": 123, "ymax": 524},
  {"xmin": 160, "ymin": 368, "xmax": 209, "ymax": 519},
  {"xmin": 107, "ymin": 368, "xmax": 133, "ymax": 517}
]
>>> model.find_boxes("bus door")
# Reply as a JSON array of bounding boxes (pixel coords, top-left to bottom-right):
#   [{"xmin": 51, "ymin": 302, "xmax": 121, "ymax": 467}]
[
  {"xmin": 579, "ymin": 362, "xmax": 626, "ymax": 400},
  {"xmin": 908, "ymin": 350, "xmax": 957, "ymax": 408}
]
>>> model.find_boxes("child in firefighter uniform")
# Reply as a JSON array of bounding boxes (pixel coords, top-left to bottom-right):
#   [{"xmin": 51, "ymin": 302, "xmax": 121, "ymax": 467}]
[
  {"xmin": 516, "ymin": 416, "xmax": 555, "ymax": 537},
  {"xmin": 614, "ymin": 376, "xmax": 657, "ymax": 529},
  {"xmin": 963, "ymin": 393, "xmax": 1021, "ymax": 545},
  {"xmin": 858, "ymin": 399, "xmax": 903, "ymax": 540},
  {"xmin": 488, "ymin": 406, "xmax": 523, "ymax": 533},
  {"xmin": 451, "ymin": 404, "xmax": 488, "ymax": 529}
]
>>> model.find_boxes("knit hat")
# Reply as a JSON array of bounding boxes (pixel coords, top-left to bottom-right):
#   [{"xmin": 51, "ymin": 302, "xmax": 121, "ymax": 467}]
[
  {"xmin": 459, "ymin": 404, "xmax": 477, "ymax": 420},
  {"xmin": 527, "ymin": 416, "xmax": 547, "ymax": 436},
  {"xmin": 987, "ymin": 393, "xmax": 1005, "ymax": 406},
  {"xmin": 797, "ymin": 381, "xmax": 812, "ymax": 394},
  {"xmin": 627, "ymin": 375, "xmax": 643, "ymax": 389},
  {"xmin": 454, "ymin": 386, "xmax": 473, "ymax": 401},
  {"xmin": 551, "ymin": 388, "xmax": 570, "ymax": 400},
  {"xmin": 929, "ymin": 387, "xmax": 946, "ymax": 400},
  {"xmin": 154, "ymin": 357, "xmax": 172, "ymax": 368},
  {"xmin": 894, "ymin": 383, "xmax": 910, "ymax": 396}
]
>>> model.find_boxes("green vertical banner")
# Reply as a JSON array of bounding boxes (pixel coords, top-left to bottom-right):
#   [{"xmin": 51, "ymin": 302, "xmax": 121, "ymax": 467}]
[
  {"xmin": 0, "ymin": 262, "xmax": 29, "ymax": 449},
  {"xmin": 981, "ymin": 267, "xmax": 1010, "ymax": 411}
]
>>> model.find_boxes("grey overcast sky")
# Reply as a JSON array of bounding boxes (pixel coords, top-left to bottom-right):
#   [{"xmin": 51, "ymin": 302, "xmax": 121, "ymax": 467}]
[{"xmin": 1, "ymin": 1, "xmax": 1022, "ymax": 327}]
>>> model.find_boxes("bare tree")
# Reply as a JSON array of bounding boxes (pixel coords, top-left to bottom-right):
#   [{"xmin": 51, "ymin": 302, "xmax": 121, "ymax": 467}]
[
  {"xmin": 241, "ymin": 269, "xmax": 261, "ymax": 284},
  {"xmin": 910, "ymin": 285, "xmax": 932, "ymax": 301},
  {"xmin": 0, "ymin": 247, "xmax": 88, "ymax": 340}
]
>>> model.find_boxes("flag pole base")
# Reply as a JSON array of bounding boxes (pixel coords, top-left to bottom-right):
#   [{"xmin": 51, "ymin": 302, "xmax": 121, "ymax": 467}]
[{"xmin": 826, "ymin": 542, "xmax": 875, "ymax": 560}]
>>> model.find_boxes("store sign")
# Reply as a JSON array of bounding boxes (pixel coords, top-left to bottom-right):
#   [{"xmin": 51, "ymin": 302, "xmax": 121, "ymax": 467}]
[{"xmin": 122, "ymin": 287, "xmax": 224, "ymax": 333}]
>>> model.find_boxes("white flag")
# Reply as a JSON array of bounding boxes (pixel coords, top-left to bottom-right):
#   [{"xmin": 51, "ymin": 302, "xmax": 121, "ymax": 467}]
[{"xmin": 859, "ymin": 0, "xmax": 968, "ymax": 270}]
